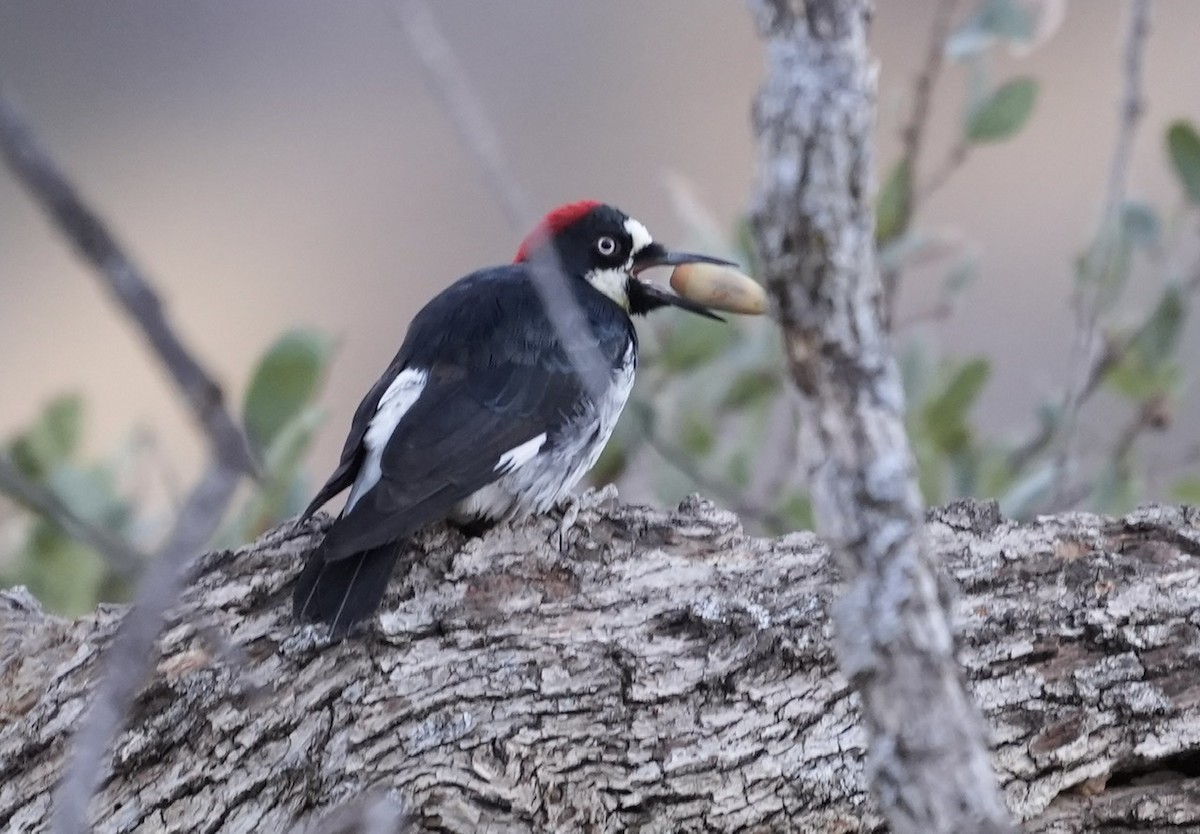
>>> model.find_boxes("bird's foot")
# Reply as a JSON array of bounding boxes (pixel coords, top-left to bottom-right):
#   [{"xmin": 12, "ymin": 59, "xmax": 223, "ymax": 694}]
[{"xmin": 549, "ymin": 494, "xmax": 582, "ymax": 552}]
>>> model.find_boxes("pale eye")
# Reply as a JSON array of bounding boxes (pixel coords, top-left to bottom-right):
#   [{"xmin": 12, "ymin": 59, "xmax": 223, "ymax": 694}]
[{"xmin": 596, "ymin": 236, "xmax": 618, "ymax": 257}]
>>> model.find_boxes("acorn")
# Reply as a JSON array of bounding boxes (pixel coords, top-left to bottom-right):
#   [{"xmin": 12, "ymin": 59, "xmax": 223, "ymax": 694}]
[{"xmin": 669, "ymin": 262, "xmax": 767, "ymax": 316}]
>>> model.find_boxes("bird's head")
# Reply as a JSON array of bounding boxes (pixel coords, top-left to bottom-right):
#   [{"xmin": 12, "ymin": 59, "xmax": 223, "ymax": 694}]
[{"xmin": 514, "ymin": 201, "xmax": 734, "ymax": 320}]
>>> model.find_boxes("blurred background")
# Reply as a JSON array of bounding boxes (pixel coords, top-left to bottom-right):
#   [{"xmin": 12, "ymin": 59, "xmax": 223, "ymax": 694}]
[{"xmin": 2, "ymin": 1, "xmax": 1199, "ymax": 609}]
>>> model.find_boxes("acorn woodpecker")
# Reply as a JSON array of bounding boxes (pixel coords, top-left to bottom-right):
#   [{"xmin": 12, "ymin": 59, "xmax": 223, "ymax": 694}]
[{"xmin": 293, "ymin": 201, "xmax": 734, "ymax": 635}]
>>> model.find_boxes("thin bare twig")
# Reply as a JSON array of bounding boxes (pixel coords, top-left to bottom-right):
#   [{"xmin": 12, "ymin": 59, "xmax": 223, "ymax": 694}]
[
  {"xmin": 1032, "ymin": 0, "xmax": 1151, "ymax": 503},
  {"xmin": 0, "ymin": 456, "xmax": 145, "ymax": 577},
  {"xmin": 1048, "ymin": 393, "xmax": 1169, "ymax": 513},
  {"xmin": 919, "ymin": 141, "xmax": 970, "ymax": 201},
  {"xmin": 51, "ymin": 461, "xmax": 241, "ymax": 833},
  {"xmin": 894, "ymin": 299, "xmax": 954, "ymax": 330},
  {"xmin": 1007, "ymin": 333, "xmax": 1123, "ymax": 472},
  {"xmin": 881, "ymin": 0, "xmax": 962, "ymax": 324},
  {"xmin": 0, "ymin": 88, "xmax": 257, "ymax": 479},
  {"xmin": 0, "ymin": 83, "xmax": 256, "ymax": 834},
  {"xmin": 635, "ymin": 420, "xmax": 791, "ymax": 533},
  {"xmin": 396, "ymin": 0, "xmax": 611, "ymax": 404},
  {"xmin": 900, "ymin": 0, "xmax": 962, "ymax": 179}
]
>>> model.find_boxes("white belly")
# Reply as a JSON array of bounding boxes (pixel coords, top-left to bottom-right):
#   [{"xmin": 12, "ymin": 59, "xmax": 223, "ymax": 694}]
[{"xmin": 453, "ymin": 344, "xmax": 636, "ymax": 522}]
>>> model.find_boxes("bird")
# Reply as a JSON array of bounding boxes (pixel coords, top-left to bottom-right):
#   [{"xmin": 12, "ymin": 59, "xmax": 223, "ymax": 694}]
[{"xmin": 293, "ymin": 201, "xmax": 735, "ymax": 636}]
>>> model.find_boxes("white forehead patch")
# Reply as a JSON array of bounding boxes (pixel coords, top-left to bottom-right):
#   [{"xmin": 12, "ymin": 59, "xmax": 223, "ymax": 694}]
[{"xmin": 624, "ymin": 217, "xmax": 653, "ymax": 254}]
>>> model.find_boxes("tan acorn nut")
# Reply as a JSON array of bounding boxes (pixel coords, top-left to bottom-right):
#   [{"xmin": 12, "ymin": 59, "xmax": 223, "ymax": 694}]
[{"xmin": 669, "ymin": 262, "xmax": 767, "ymax": 316}]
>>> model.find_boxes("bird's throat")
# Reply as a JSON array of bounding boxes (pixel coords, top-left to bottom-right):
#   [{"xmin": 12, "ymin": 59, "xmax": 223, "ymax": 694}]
[{"xmin": 584, "ymin": 267, "xmax": 631, "ymax": 311}]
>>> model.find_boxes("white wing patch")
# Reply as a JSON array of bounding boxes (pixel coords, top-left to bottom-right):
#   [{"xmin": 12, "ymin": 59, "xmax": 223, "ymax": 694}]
[
  {"xmin": 624, "ymin": 217, "xmax": 653, "ymax": 255},
  {"xmin": 495, "ymin": 432, "xmax": 547, "ymax": 473},
  {"xmin": 345, "ymin": 367, "xmax": 428, "ymax": 513}
]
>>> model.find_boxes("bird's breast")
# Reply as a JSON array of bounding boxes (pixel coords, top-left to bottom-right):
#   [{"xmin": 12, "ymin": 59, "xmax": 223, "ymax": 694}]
[{"xmin": 453, "ymin": 342, "xmax": 637, "ymax": 522}]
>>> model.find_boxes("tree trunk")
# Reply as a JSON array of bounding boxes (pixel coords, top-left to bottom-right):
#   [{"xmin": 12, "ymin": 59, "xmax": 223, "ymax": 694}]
[
  {"xmin": 2, "ymin": 489, "xmax": 1199, "ymax": 832},
  {"xmin": 745, "ymin": 2, "xmax": 1012, "ymax": 830}
]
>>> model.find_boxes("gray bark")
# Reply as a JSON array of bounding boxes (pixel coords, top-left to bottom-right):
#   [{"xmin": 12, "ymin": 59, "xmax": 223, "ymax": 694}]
[
  {"xmin": 2, "ymin": 490, "xmax": 1200, "ymax": 832},
  {"xmin": 746, "ymin": 2, "xmax": 1013, "ymax": 831}
]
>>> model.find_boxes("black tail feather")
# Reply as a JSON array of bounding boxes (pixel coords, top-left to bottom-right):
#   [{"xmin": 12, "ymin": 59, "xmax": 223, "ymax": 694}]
[{"xmin": 293, "ymin": 543, "xmax": 401, "ymax": 637}]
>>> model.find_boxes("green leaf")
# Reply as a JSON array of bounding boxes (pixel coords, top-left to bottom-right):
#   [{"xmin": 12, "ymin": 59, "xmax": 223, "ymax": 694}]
[
  {"xmin": 680, "ymin": 415, "xmax": 716, "ymax": 458},
  {"xmin": 1107, "ymin": 288, "xmax": 1189, "ymax": 400},
  {"xmin": 224, "ymin": 407, "xmax": 325, "ymax": 542},
  {"xmin": 775, "ymin": 491, "xmax": 813, "ymax": 531},
  {"xmin": 658, "ymin": 317, "xmax": 736, "ymax": 373},
  {"xmin": 720, "ymin": 371, "xmax": 779, "ymax": 411},
  {"xmin": 1121, "ymin": 201, "xmax": 1161, "ymax": 248},
  {"xmin": 18, "ymin": 524, "xmax": 106, "ymax": 615},
  {"xmin": 946, "ymin": 0, "xmax": 1033, "ymax": 59},
  {"xmin": 1171, "ymin": 477, "xmax": 1200, "ymax": 505},
  {"xmin": 589, "ymin": 443, "xmax": 628, "ymax": 485},
  {"xmin": 977, "ymin": 452, "xmax": 1015, "ymax": 499},
  {"xmin": 913, "ymin": 438, "xmax": 945, "ymax": 505},
  {"xmin": 899, "ymin": 341, "xmax": 934, "ymax": 405},
  {"xmin": 922, "ymin": 359, "xmax": 991, "ymax": 455},
  {"xmin": 1167, "ymin": 120, "xmax": 1200, "ymax": 204},
  {"xmin": 942, "ymin": 257, "xmax": 978, "ymax": 300},
  {"xmin": 243, "ymin": 329, "xmax": 334, "ymax": 453},
  {"xmin": 1132, "ymin": 287, "xmax": 1186, "ymax": 367},
  {"xmin": 1105, "ymin": 358, "xmax": 1180, "ymax": 401},
  {"xmin": 47, "ymin": 465, "xmax": 131, "ymax": 534},
  {"xmin": 8, "ymin": 394, "xmax": 84, "ymax": 479},
  {"xmin": 966, "ymin": 78, "xmax": 1037, "ymax": 143},
  {"xmin": 977, "ymin": 0, "xmax": 1034, "ymax": 40},
  {"xmin": 875, "ymin": 159, "xmax": 912, "ymax": 245}
]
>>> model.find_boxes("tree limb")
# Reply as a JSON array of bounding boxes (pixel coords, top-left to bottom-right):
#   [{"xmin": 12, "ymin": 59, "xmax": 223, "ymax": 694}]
[
  {"xmin": 0, "ymin": 83, "xmax": 260, "ymax": 834},
  {"xmin": 0, "ymin": 455, "xmax": 144, "ymax": 578},
  {"xmin": 1011, "ymin": 0, "xmax": 1152, "ymax": 501},
  {"xmin": 0, "ymin": 87, "xmax": 257, "ymax": 479},
  {"xmin": 2, "ymin": 492, "xmax": 1200, "ymax": 831}
]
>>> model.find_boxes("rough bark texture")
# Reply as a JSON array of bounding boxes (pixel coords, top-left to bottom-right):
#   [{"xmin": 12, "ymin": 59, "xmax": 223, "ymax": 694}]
[
  {"xmin": 2, "ymin": 490, "xmax": 1200, "ymax": 832},
  {"xmin": 746, "ymin": 2, "xmax": 1013, "ymax": 831}
]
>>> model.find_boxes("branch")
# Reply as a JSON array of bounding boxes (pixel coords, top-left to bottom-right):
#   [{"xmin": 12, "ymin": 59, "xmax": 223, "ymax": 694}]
[
  {"xmin": 0, "ymin": 84, "xmax": 259, "ymax": 834},
  {"xmin": 898, "ymin": 0, "xmax": 961, "ymax": 180},
  {"xmin": 0, "ymin": 455, "xmax": 144, "ymax": 578},
  {"xmin": 396, "ymin": 1, "xmax": 612, "ymax": 404},
  {"xmin": 0, "ymin": 89, "xmax": 257, "ymax": 478},
  {"xmin": 882, "ymin": 0, "xmax": 962, "ymax": 321},
  {"xmin": 746, "ymin": 1, "xmax": 1013, "ymax": 831},
  {"xmin": 918, "ymin": 140, "xmax": 969, "ymax": 200},
  {"xmin": 50, "ymin": 462, "xmax": 242, "ymax": 834},
  {"xmin": 1020, "ymin": 0, "xmax": 1151, "ymax": 501},
  {"xmin": 3, "ymin": 494, "xmax": 1200, "ymax": 831}
]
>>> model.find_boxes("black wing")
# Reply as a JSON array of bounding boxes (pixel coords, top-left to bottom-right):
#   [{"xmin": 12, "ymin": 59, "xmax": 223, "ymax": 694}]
[{"xmin": 316, "ymin": 355, "xmax": 584, "ymax": 559}]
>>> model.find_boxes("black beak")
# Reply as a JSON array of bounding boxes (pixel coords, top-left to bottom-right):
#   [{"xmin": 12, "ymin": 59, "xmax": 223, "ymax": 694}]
[{"xmin": 629, "ymin": 243, "xmax": 738, "ymax": 321}]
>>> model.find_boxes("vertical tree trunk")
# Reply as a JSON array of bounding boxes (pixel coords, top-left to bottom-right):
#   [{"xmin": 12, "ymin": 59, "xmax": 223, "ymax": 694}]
[{"xmin": 745, "ymin": 2, "xmax": 1014, "ymax": 831}]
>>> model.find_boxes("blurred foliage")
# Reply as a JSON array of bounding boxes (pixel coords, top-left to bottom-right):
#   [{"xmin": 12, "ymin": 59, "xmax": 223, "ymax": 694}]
[
  {"xmin": 0, "ymin": 329, "xmax": 333, "ymax": 614},
  {"xmin": 965, "ymin": 77, "xmax": 1038, "ymax": 144}
]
